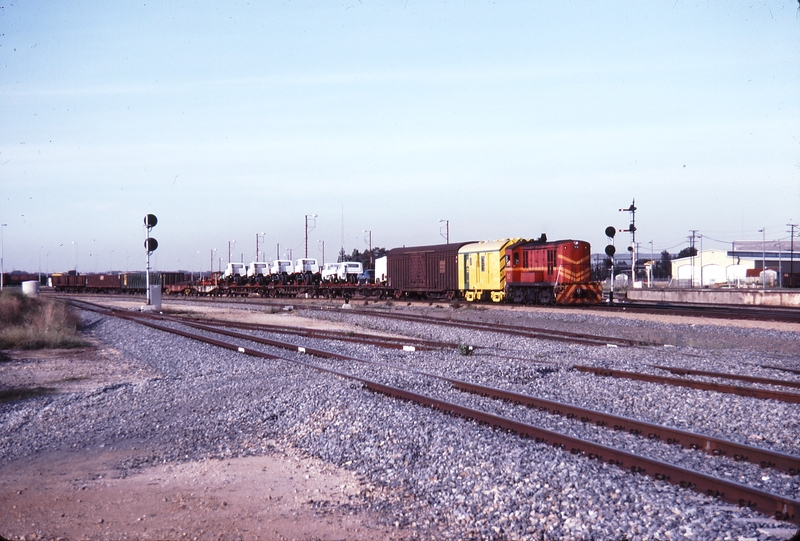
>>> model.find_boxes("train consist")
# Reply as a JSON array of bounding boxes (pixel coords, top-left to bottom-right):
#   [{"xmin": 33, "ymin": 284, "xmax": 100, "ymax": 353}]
[
  {"xmin": 50, "ymin": 236, "xmax": 602, "ymax": 305},
  {"xmin": 50, "ymin": 271, "xmax": 188, "ymax": 294},
  {"xmin": 386, "ymin": 237, "xmax": 601, "ymax": 305}
]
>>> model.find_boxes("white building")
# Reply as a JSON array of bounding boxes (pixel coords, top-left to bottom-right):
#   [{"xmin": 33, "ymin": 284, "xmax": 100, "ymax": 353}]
[
  {"xmin": 671, "ymin": 249, "xmax": 755, "ymax": 287},
  {"xmin": 671, "ymin": 239, "xmax": 799, "ymax": 287}
]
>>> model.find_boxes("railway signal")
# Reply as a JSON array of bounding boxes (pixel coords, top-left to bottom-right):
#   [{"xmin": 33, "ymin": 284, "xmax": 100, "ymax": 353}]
[
  {"xmin": 144, "ymin": 214, "xmax": 158, "ymax": 305},
  {"xmin": 619, "ymin": 200, "xmax": 637, "ymax": 286},
  {"xmin": 605, "ymin": 226, "xmax": 616, "ymax": 303}
]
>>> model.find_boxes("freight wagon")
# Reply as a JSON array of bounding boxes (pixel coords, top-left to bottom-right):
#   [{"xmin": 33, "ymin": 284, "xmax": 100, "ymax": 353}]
[{"xmin": 385, "ymin": 242, "xmax": 474, "ymax": 300}]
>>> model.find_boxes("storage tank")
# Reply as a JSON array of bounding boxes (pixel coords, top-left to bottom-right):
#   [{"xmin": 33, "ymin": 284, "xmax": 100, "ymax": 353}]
[{"xmin": 22, "ymin": 280, "xmax": 40, "ymax": 298}]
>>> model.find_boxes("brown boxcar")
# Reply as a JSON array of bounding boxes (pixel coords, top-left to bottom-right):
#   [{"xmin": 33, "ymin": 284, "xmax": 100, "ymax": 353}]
[
  {"xmin": 50, "ymin": 272, "xmax": 87, "ymax": 292},
  {"xmin": 386, "ymin": 242, "xmax": 474, "ymax": 299},
  {"xmin": 86, "ymin": 273, "xmax": 122, "ymax": 293}
]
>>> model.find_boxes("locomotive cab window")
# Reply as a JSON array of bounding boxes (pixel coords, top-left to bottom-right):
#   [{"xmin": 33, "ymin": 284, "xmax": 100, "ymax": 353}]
[{"xmin": 512, "ymin": 253, "xmax": 518, "ymax": 266}]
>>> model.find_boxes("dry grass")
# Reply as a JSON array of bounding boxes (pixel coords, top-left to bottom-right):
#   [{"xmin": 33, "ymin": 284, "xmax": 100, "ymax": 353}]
[{"xmin": 0, "ymin": 291, "xmax": 89, "ymax": 351}]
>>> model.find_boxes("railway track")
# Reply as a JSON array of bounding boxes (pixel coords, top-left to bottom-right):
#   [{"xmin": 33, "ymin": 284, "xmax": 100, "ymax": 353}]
[
  {"xmin": 593, "ymin": 301, "xmax": 800, "ymax": 324},
  {"xmin": 70, "ymin": 299, "xmax": 800, "ymax": 525},
  {"xmin": 573, "ymin": 366, "xmax": 800, "ymax": 405},
  {"xmin": 312, "ymin": 305, "xmax": 651, "ymax": 347},
  {"xmin": 57, "ymin": 293, "xmax": 653, "ymax": 347}
]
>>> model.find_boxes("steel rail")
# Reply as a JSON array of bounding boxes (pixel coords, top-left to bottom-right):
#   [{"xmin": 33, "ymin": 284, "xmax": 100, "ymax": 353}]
[
  {"xmin": 70, "ymin": 299, "xmax": 446, "ymax": 353},
  {"xmin": 649, "ymin": 364, "xmax": 800, "ymax": 390},
  {"xmin": 592, "ymin": 302, "xmax": 800, "ymax": 324},
  {"xmin": 364, "ymin": 381, "xmax": 799, "ymax": 525},
  {"xmin": 574, "ymin": 366, "xmax": 800, "ymax": 404},
  {"xmin": 760, "ymin": 364, "xmax": 800, "ymax": 376},
  {"xmin": 71, "ymin": 301, "xmax": 800, "ymax": 524},
  {"xmin": 446, "ymin": 379, "xmax": 800, "ymax": 475},
  {"xmin": 322, "ymin": 307, "xmax": 647, "ymax": 347},
  {"xmin": 160, "ymin": 315, "xmax": 456, "ymax": 351}
]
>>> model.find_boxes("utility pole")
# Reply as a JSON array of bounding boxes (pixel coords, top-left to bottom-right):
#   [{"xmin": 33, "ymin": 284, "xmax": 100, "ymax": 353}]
[
  {"xmin": 439, "ymin": 219, "xmax": 450, "ymax": 244},
  {"xmin": 363, "ymin": 230, "xmax": 372, "ymax": 267},
  {"xmin": 256, "ymin": 233, "xmax": 265, "ymax": 262},
  {"xmin": 0, "ymin": 223, "xmax": 6, "ymax": 291},
  {"xmin": 788, "ymin": 223, "xmax": 797, "ymax": 288},
  {"xmin": 305, "ymin": 214, "xmax": 317, "ymax": 258},
  {"xmin": 688, "ymin": 230, "xmax": 698, "ymax": 288},
  {"xmin": 759, "ymin": 227, "xmax": 766, "ymax": 290},
  {"xmin": 210, "ymin": 248, "xmax": 216, "ymax": 280}
]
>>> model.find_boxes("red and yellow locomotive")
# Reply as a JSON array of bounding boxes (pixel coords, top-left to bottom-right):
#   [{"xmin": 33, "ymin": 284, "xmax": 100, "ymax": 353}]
[{"xmin": 505, "ymin": 237, "xmax": 602, "ymax": 305}]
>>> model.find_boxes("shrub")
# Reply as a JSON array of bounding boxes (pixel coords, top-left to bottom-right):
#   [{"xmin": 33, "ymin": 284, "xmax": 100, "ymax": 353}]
[{"xmin": 0, "ymin": 291, "xmax": 88, "ymax": 350}]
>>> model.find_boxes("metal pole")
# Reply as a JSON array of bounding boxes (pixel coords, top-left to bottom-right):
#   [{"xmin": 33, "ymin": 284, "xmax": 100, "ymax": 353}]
[
  {"xmin": 363, "ymin": 230, "xmax": 372, "ymax": 267},
  {"xmin": 0, "ymin": 224, "xmax": 6, "ymax": 291},
  {"xmin": 788, "ymin": 223, "xmax": 796, "ymax": 288},
  {"xmin": 439, "ymin": 219, "xmax": 449, "ymax": 244},
  {"xmin": 145, "ymin": 227, "xmax": 151, "ymax": 304},
  {"xmin": 318, "ymin": 240, "xmax": 325, "ymax": 266},
  {"xmin": 305, "ymin": 214, "xmax": 317, "ymax": 258},
  {"xmin": 699, "ymin": 235, "xmax": 703, "ymax": 287},
  {"xmin": 760, "ymin": 228, "xmax": 766, "ymax": 290}
]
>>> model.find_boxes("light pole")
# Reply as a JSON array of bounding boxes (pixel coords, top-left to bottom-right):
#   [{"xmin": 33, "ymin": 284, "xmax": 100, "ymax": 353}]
[
  {"xmin": 438, "ymin": 219, "xmax": 449, "ymax": 244},
  {"xmin": 318, "ymin": 240, "xmax": 325, "ymax": 265},
  {"xmin": 698, "ymin": 234, "xmax": 703, "ymax": 287},
  {"xmin": 363, "ymin": 230, "xmax": 372, "ymax": 267},
  {"xmin": 228, "ymin": 240, "xmax": 236, "ymax": 264},
  {"xmin": 210, "ymin": 248, "xmax": 217, "ymax": 280},
  {"xmin": 72, "ymin": 241, "xmax": 78, "ymax": 272},
  {"xmin": 788, "ymin": 223, "xmax": 797, "ymax": 288},
  {"xmin": 0, "ymin": 223, "xmax": 7, "ymax": 291},
  {"xmin": 256, "ymin": 233, "xmax": 265, "ymax": 262},
  {"xmin": 759, "ymin": 228, "xmax": 766, "ymax": 290},
  {"xmin": 305, "ymin": 214, "xmax": 318, "ymax": 257}
]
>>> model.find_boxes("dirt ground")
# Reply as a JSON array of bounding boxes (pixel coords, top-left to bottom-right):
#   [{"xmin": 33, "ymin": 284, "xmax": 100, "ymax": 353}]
[{"xmin": 0, "ymin": 305, "xmax": 409, "ymax": 541}]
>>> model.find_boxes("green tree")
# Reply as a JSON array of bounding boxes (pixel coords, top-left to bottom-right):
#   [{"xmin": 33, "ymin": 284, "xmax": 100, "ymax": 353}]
[{"xmin": 657, "ymin": 250, "xmax": 673, "ymax": 278}]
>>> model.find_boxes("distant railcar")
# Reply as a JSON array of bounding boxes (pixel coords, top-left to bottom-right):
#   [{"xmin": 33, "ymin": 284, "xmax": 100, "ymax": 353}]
[
  {"xmin": 86, "ymin": 273, "xmax": 122, "ymax": 293},
  {"xmin": 50, "ymin": 272, "xmax": 88, "ymax": 292},
  {"xmin": 120, "ymin": 272, "xmax": 161, "ymax": 293}
]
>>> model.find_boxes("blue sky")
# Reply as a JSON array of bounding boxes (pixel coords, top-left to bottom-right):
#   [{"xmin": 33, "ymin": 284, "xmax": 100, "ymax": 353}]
[{"xmin": 2, "ymin": 1, "xmax": 798, "ymax": 273}]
